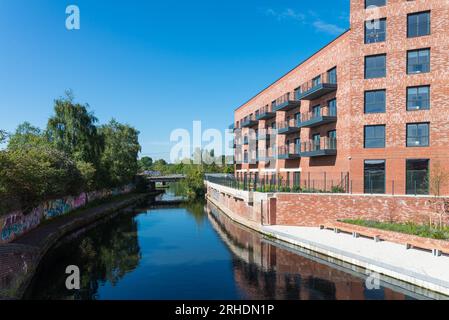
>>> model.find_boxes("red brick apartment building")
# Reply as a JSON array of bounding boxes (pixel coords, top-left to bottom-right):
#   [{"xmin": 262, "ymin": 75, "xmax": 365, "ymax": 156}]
[{"xmin": 233, "ymin": 0, "xmax": 449, "ymax": 196}]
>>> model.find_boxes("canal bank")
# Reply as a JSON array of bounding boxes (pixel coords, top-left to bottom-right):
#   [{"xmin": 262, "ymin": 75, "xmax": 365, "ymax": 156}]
[
  {"xmin": 23, "ymin": 188, "xmax": 425, "ymax": 300},
  {"xmin": 205, "ymin": 193, "xmax": 449, "ymax": 298},
  {"xmin": 0, "ymin": 191, "xmax": 161, "ymax": 300}
]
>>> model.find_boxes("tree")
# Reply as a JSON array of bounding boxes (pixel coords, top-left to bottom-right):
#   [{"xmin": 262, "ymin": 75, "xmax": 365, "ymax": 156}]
[
  {"xmin": 427, "ymin": 161, "xmax": 449, "ymax": 228},
  {"xmin": 99, "ymin": 119, "xmax": 141, "ymax": 187},
  {"xmin": 0, "ymin": 130, "xmax": 7, "ymax": 144},
  {"xmin": 8, "ymin": 122, "xmax": 49, "ymax": 150},
  {"xmin": 138, "ymin": 157, "xmax": 153, "ymax": 171},
  {"xmin": 1, "ymin": 145, "xmax": 84, "ymax": 212},
  {"xmin": 47, "ymin": 91, "xmax": 104, "ymax": 166}
]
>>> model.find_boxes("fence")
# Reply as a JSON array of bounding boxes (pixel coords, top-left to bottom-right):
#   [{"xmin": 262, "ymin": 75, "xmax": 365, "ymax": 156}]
[{"xmin": 206, "ymin": 175, "xmax": 431, "ymax": 196}]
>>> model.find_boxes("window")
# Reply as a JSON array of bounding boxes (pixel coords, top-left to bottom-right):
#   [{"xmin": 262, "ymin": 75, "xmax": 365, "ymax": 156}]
[
  {"xmin": 294, "ymin": 87, "xmax": 301, "ymax": 100},
  {"xmin": 408, "ymin": 11, "xmax": 430, "ymax": 38},
  {"xmin": 365, "ymin": 0, "xmax": 386, "ymax": 9},
  {"xmin": 312, "ymin": 105, "xmax": 321, "ymax": 118},
  {"xmin": 295, "ymin": 138, "xmax": 301, "ymax": 154},
  {"xmin": 364, "ymin": 160, "xmax": 386, "ymax": 194},
  {"xmin": 328, "ymin": 99, "xmax": 337, "ymax": 116},
  {"xmin": 365, "ymin": 18, "xmax": 386, "ymax": 44},
  {"xmin": 365, "ymin": 54, "xmax": 386, "ymax": 79},
  {"xmin": 407, "ymin": 49, "xmax": 430, "ymax": 74},
  {"xmin": 295, "ymin": 113, "xmax": 301, "ymax": 124},
  {"xmin": 364, "ymin": 90, "xmax": 386, "ymax": 113},
  {"xmin": 293, "ymin": 172, "xmax": 301, "ymax": 187},
  {"xmin": 313, "ymin": 134, "xmax": 321, "ymax": 151},
  {"xmin": 407, "ymin": 123, "xmax": 429, "ymax": 147},
  {"xmin": 406, "ymin": 159, "xmax": 429, "ymax": 195},
  {"xmin": 328, "ymin": 130, "xmax": 337, "ymax": 149},
  {"xmin": 327, "ymin": 67, "xmax": 337, "ymax": 84},
  {"xmin": 364, "ymin": 125, "xmax": 385, "ymax": 148},
  {"xmin": 407, "ymin": 86, "xmax": 430, "ymax": 110},
  {"xmin": 312, "ymin": 75, "xmax": 322, "ymax": 87}
]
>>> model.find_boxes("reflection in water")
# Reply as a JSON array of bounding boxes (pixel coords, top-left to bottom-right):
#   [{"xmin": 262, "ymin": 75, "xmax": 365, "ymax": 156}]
[
  {"xmin": 27, "ymin": 213, "xmax": 141, "ymax": 300},
  {"xmin": 26, "ymin": 189, "xmax": 428, "ymax": 300}
]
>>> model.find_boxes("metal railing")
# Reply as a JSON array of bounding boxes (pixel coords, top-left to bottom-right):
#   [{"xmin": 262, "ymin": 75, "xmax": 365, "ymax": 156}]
[
  {"xmin": 301, "ymin": 106, "xmax": 336, "ymax": 122},
  {"xmin": 299, "ymin": 70, "xmax": 337, "ymax": 95},
  {"xmin": 277, "ymin": 118, "xmax": 301, "ymax": 130},
  {"xmin": 257, "ymin": 105, "xmax": 273, "ymax": 115},
  {"xmin": 300, "ymin": 137, "xmax": 337, "ymax": 153}
]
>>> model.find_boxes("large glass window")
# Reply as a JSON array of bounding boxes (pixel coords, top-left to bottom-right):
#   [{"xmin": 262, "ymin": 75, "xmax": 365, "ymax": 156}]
[
  {"xmin": 365, "ymin": 90, "xmax": 386, "ymax": 113},
  {"xmin": 407, "ymin": 123, "xmax": 429, "ymax": 147},
  {"xmin": 312, "ymin": 75, "xmax": 321, "ymax": 87},
  {"xmin": 365, "ymin": 54, "xmax": 386, "ymax": 79},
  {"xmin": 328, "ymin": 130, "xmax": 337, "ymax": 149},
  {"xmin": 364, "ymin": 160, "xmax": 386, "ymax": 194},
  {"xmin": 406, "ymin": 159, "xmax": 429, "ymax": 195},
  {"xmin": 327, "ymin": 67, "xmax": 337, "ymax": 84},
  {"xmin": 312, "ymin": 105, "xmax": 321, "ymax": 118},
  {"xmin": 328, "ymin": 99, "xmax": 337, "ymax": 116},
  {"xmin": 364, "ymin": 125, "xmax": 385, "ymax": 148},
  {"xmin": 313, "ymin": 134, "xmax": 321, "ymax": 151},
  {"xmin": 407, "ymin": 49, "xmax": 430, "ymax": 74},
  {"xmin": 365, "ymin": 18, "xmax": 386, "ymax": 44},
  {"xmin": 365, "ymin": 0, "xmax": 386, "ymax": 9},
  {"xmin": 407, "ymin": 86, "xmax": 430, "ymax": 110},
  {"xmin": 408, "ymin": 11, "xmax": 430, "ymax": 38}
]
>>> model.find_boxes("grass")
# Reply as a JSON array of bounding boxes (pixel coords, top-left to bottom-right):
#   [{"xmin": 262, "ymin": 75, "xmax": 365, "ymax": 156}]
[{"xmin": 342, "ymin": 219, "xmax": 449, "ymax": 241}]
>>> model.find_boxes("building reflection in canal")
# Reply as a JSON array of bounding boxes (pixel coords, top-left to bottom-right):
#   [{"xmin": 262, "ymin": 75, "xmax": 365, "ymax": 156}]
[{"xmin": 205, "ymin": 202, "xmax": 416, "ymax": 300}]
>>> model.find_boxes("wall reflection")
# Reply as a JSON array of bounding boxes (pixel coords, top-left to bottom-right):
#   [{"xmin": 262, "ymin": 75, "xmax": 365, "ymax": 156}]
[{"xmin": 206, "ymin": 201, "xmax": 411, "ymax": 300}]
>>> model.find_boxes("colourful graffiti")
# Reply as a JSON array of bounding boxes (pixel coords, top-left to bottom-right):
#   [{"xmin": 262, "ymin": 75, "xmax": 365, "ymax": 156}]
[
  {"xmin": 0, "ymin": 186, "xmax": 134, "ymax": 244},
  {"xmin": 1, "ymin": 208, "xmax": 42, "ymax": 242}
]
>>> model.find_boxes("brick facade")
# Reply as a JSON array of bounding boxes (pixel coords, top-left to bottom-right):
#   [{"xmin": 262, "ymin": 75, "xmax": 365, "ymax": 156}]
[{"xmin": 233, "ymin": 0, "xmax": 449, "ymax": 196}]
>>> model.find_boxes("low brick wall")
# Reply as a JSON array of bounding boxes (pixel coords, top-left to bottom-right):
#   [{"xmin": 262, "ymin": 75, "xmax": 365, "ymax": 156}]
[
  {"xmin": 275, "ymin": 193, "xmax": 446, "ymax": 227},
  {"xmin": 0, "ymin": 184, "xmax": 134, "ymax": 244},
  {"xmin": 330, "ymin": 221, "xmax": 449, "ymax": 254}
]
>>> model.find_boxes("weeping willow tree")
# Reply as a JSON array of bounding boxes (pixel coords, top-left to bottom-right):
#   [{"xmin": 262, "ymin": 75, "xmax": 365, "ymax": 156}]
[{"xmin": 47, "ymin": 90, "xmax": 104, "ymax": 167}]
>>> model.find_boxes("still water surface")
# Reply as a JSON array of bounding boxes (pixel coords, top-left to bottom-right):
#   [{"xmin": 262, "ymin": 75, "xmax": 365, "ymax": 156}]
[{"xmin": 26, "ymin": 191, "xmax": 424, "ymax": 300}]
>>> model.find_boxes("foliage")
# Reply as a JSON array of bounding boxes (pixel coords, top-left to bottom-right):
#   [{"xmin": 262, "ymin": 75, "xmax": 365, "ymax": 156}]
[
  {"xmin": 0, "ymin": 145, "xmax": 84, "ymax": 212},
  {"xmin": 7, "ymin": 122, "xmax": 49, "ymax": 150},
  {"xmin": 427, "ymin": 161, "xmax": 449, "ymax": 229},
  {"xmin": 47, "ymin": 91, "xmax": 104, "ymax": 166},
  {"xmin": 0, "ymin": 129, "xmax": 8, "ymax": 144},
  {"xmin": 0, "ymin": 92, "xmax": 142, "ymax": 216},
  {"xmin": 182, "ymin": 166, "xmax": 206, "ymax": 200},
  {"xmin": 99, "ymin": 119, "xmax": 141, "ymax": 188},
  {"xmin": 138, "ymin": 156, "xmax": 153, "ymax": 171},
  {"xmin": 342, "ymin": 219, "xmax": 449, "ymax": 241}
]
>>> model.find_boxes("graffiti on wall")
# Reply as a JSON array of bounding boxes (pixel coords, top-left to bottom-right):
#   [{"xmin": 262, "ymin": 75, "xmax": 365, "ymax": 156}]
[
  {"xmin": 0, "ymin": 207, "xmax": 43, "ymax": 242},
  {"xmin": 0, "ymin": 185, "xmax": 135, "ymax": 244}
]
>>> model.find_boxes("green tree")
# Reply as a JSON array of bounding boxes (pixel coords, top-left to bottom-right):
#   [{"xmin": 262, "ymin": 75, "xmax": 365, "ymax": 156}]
[
  {"xmin": 99, "ymin": 119, "xmax": 141, "ymax": 187},
  {"xmin": 47, "ymin": 91, "xmax": 104, "ymax": 165},
  {"xmin": 1, "ymin": 146, "xmax": 84, "ymax": 211},
  {"xmin": 138, "ymin": 156, "xmax": 153, "ymax": 172},
  {"xmin": 8, "ymin": 122, "xmax": 49, "ymax": 150},
  {"xmin": 0, "ymin": 130, "xmax": 7, "ymax": 144}
]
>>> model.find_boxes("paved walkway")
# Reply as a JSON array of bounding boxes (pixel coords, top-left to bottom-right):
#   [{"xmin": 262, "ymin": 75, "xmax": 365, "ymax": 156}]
[
  {"xmin": 206, "ymin": 196, "xmax": 449, "ymax": 299},
  {"xmin": 264, "ymin": 225, "xmax": 449, "ymax": 298}
]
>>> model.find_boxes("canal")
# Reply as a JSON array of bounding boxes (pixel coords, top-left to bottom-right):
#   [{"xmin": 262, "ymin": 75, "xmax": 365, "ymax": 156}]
[{"xmin": 25, "ymin": 189, "xmax": 429, "ymax": 300}]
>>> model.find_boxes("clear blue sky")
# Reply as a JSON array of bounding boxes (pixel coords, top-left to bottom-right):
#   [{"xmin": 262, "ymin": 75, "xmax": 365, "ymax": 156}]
[{"xmin": 0, "ymin": 0, "xmax": 350, "ymax": 161}]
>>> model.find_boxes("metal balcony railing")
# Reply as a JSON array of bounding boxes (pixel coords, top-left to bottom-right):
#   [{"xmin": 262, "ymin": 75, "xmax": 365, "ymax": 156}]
[
  {"xmin": 299, "ymin": 106, "xmax": 337, "ymax": 128},
  {"xmin": 256, "ymin": 105, "xmax": 276, "ymax": 120},
  {"xmin": 297, "ymin": 70, "xmax": 338, "ymax": 101},
  {"xmin": 272, "ymin": 92, "xmax": 301, "ymax": 112},
  {"xmin": 300, "ymin": 137, "xmax": 337, "ymax": 157}
]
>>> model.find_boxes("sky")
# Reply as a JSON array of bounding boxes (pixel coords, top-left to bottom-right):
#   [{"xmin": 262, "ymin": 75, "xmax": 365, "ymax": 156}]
[{"xmin": 0, "ymin": 0, "xmax": 350, "ymax": 161}]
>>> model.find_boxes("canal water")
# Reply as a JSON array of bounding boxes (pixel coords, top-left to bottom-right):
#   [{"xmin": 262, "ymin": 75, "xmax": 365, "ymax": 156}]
[{"xmin": 25, "ymin": 190, "xmax": 429, "ymax": 300}]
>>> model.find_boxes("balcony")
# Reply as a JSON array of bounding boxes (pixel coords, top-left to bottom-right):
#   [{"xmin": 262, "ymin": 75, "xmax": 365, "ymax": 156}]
[
  {"xmin": 257, "ymin": 129, "xmax": 276, "ymax": 140},
  {"xmin": 297, "ymin": 71, "xmax": 337, "ymax": 101},
  {"xmin": 241, "ymin": 115, "xmax": 258, "ymax": 128},
  {"xmin": 272, "ymin": 93, "xmax": 301, "ymax": 112},
  {"xmin": 256, "ymin": 106, "xmax": 276, "ymax": 120},
  {"xmin": 299, "ymin": 107, "xmax": 337, "ymax": 128},
  {"xmin": 300, "ymin": 137, "xmax": 337, "ymax": 157},
  {"xmin": 277, "ymin": 145, "xmax": 301, "ymax": 160},
  {"xmin": 277, "ymin": 119, "xmax": 301, "ymax": 135}
]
